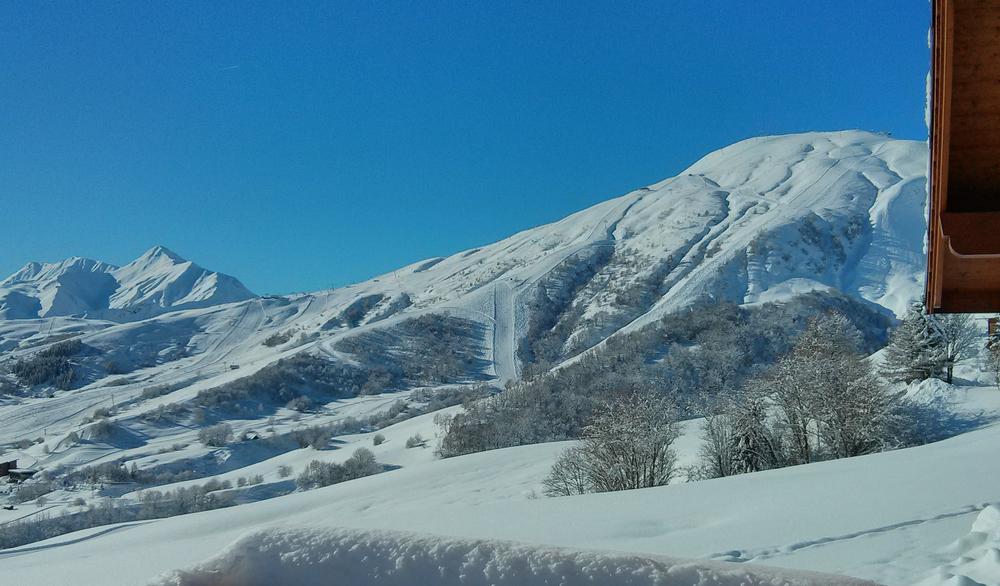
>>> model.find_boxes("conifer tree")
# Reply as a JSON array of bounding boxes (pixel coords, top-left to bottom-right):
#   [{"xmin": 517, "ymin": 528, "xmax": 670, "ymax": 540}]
[{"xmin": 881, "ymin": 304, "xmax": 945, "ymax": 383}]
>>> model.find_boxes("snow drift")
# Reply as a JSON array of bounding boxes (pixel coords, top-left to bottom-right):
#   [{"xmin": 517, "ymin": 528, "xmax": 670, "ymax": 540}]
[
  {"xmin": 151, "ymin": 527, "xmax": 878, "ymax": 586},
  {"xmin": 919, "ymin": 505, "xmax": 1000, "ymax": 586}
]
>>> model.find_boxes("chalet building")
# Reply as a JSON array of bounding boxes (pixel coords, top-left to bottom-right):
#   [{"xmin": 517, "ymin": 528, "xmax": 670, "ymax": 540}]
[
  {"xmin": 0, "ymin": 458, "xmax": 15, "ymax": 478},
  {"xmin": 926, "ymin": 0, "xmax": 1000, "ymax": 313}
]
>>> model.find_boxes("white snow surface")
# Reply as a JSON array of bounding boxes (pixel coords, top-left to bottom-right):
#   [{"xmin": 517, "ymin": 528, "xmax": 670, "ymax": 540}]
[
  {"xmin": 0, "ymin": 386, "xmax": 998, "ymax": 586},
  {"xmin": 918, "ymin": 505, "xmax": 1000, "ymax": 586},
  {"xmin": 151, "ymin": 527, "xmax": 877, "ymax": 586}
]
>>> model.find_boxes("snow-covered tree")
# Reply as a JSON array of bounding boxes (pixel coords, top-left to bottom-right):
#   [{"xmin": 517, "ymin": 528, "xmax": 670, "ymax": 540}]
[
  {"xmin": 583, "ymin": 391, "xmax": 679, "ymax": 492},
  {"xmin": 930, "ymin": 313, "xmax": 979, "ymax": 383},
  {"xmin": 814, "ymin": 367, "xmax": 900, "ymax": 458},
  {"xmin": 698, "ymin": 410, "xmax": 736, "ymax": 478},
  {"xmin": 543, "ymin": 391, "xmax": 679, "ymax": 495},
  {"xmin": 729, "ymin": 394, "xmax": 774, "ymax": 473},
  {"xmin": 987, "ymin": 322, "xmax": 1000, "ymax": 389},
  {"xmin": 761, "ymin": 312, "xmax": 896, "ymax": 464},
  {"xmin": 880, "ymin": 304, "xmax": 945, "ymax": 383},
  {"xmin": 542, "ymin": 446, "xmax": 593, "ymax": 496}
]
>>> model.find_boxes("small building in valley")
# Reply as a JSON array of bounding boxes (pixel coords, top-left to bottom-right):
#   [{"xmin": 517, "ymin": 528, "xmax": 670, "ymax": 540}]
[{"xmin": 0, "ymin": 457, "xmax": 17, "ymax": 478}]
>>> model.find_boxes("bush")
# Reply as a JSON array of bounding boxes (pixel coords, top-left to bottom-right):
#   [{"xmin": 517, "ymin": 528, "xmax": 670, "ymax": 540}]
[
  {"xmin": 88, "ymin": 418, "xmax": 117, "ymax": 441},
  {"xmin": 140, "ymin": 385, "xmax": 174, "ymax": 401},
  {"xmin": 405, "ymin": 434, "xmax": 424, "ymax": 449},
  {"xmin": 290, "ymin": 425, "xmax": 332, "ymax": 449},
  {"xmin": 543, "ymin": 391, "xmax": 679, "ymax": 496},
  {"xmin": 286, "ymin": 395, "xmax": 314, "ymax": 412},
  {"xmin": 198, "ymin": 423, "xmax": 234, "ymax": 447},
  {"xmin": 13, "ymin": 481, "xmax": 54, "ymax": 504},
  {"xmin": 263, "ymin": 330, "xmax": 294, "ymax": 347},
  {"xmin": 295, "ymin": 449, "xmax": 383, "ymax": 490},
  {"xmin": 697, "ymin": 313, "xmax": 904, "ymax": 478},
  {"xmin": 278, "ymin": 465, "xmax": 292, "ymax": 478},
  {"xmin": 372, "ymin": 433, "xmax": 386, "ymax": 446},
  {"xmin": 343, "ymin": 448, "xmax": 380, "ymax": 478}
]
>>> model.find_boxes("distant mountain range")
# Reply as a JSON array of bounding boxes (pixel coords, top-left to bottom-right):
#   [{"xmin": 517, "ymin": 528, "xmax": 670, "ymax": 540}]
[{"xmin": 0, "ymin": 245, "xmax": 255, "ymax": 321}]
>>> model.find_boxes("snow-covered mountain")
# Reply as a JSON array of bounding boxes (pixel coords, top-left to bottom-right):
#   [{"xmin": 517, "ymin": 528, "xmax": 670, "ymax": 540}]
[
  {"xmin": 0, "ymin": 130, "xmax": 960, "ymax": 586},
  {"xmin": 0, "ymin": 131, "xmax": 927, "ymax": 393},
  {"xmin": 0, "ymin": 246, "xmax": 256, "ymax": 321}
]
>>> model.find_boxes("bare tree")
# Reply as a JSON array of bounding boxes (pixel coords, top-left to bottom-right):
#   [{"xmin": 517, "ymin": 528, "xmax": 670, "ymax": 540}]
[
  {"xmin": 542, "ymin": 446, "xmax": 593, "ymax": 496},
  {"xmin": 198, "ymin": 423, "xmax": 233, "ymax": 447},
  {"xmin": 698, "ymin": 410, "xmax": 736, "ymax": 479},
  {"xmin": 931, "ymin": 313, "xmax": 979, "ymax": 383},
  {"xmin": 762, "ymin": 312, "xmax": 892, "ymax": 464},
  {"xmin": 543, "ymin": 391, "xmax": 679, "ymax": 495}
]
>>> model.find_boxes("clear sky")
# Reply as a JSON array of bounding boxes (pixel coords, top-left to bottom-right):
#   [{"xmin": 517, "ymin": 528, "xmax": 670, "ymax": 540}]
[{"xmin": 1, "ymin": 1, "xmax": 930, "ymax": 294}]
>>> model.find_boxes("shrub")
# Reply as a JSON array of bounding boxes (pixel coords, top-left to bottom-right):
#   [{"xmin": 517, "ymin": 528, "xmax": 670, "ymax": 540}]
[
  {"xmin": 198, "ymin": 423, "xmax": 234, "ymax": 447},
  {"xmin": 286, "ymin": 395, "xmax": 314, "ymax": 412},
  {"xmin": 372, "ymin": 433, "xmax": 386, "ymax": 446},
  {"xmin": 343, "ymin": 448, "xmax": 381, "ymax": 478},
  {"xmin": 295, "ymin": 449, "xmax": 382, "ymax": 490},
  {"xmin": 140, "ymin": 385, "xmax": 173, "ymax": 401},
  {"xmin": 278, "ymin": 465, "xmax": 292, "ymax": 478},
  {"xmin": 291, "ymin": 425, "xmax": 332, "ymax": 449},
  {"xmin": 543, "ymin": 391, "xmax": 679, "ymax": 496},
  {"xmin": 89, "ymin": 418, "xmax": 116, "ymax": 440},
  {"xmin": 440, "ymin": 294, "xmax": 893, "ymax": 458},
  {"xmin": 13, "ymin": 481, "xmax": 54, "ymax": 504},
  {"xmin": 405, "ymin": 434, "xmax": 424, "ymax": 449},
  {"xmin": 262, "ymin": 330, "xmax": 294, "ymax": 347}
]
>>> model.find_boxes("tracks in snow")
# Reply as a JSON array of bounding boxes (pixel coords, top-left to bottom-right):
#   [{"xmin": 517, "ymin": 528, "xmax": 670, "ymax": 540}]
[{"xmin": 710, "ymin": 503, "xmax": 989, "ymax": 565}]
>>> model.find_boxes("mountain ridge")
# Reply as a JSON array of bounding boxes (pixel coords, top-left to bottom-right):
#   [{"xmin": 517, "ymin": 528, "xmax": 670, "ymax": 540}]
[
  {"xmin": 0, "ymin": 245, "xmax": 256, "ymax": 321},
  {"xmin": 0, "ymin": 131, "xmax": 927, "ymax": 400}
]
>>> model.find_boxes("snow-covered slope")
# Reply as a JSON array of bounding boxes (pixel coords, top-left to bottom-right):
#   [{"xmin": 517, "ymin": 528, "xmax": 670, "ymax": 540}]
[
  {"xmin": 0, "ymin": 131, "xmax": 928, "ymax": 440},
  {"xmin": 0, "ymin": 130, "xmax": 967, "ymax": 586},
  {"xmin": 2, "ymin": 385, "xmax": 997, "ymax": 586},
  {"xmin": 0, "ymin": 246, "xmax": 255, "ymax": 321}
]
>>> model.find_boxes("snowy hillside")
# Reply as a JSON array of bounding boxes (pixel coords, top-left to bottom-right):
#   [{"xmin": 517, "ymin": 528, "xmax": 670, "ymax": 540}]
[
  {"xmin": 0, "ymin": 131, "xmax": 930, "ymax": 430},
  {"xmin": 0, "ymin": 246, "xmax": 255, "ymax": 321},
  {"xmin": 0, "ymin": 130, "xmax": 940, "ymax": 586},
  {"xmin": 2, "ymin": 383, "xmax": 999, "ymax": 586}
]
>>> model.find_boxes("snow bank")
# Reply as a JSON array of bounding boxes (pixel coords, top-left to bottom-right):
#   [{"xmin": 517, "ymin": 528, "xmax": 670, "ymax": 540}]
[
  {"xmin": 151, "ymin": 527, "xmax": 876, "ymax": 586},
  {"xmin": 919, "ymin": 505, "xmax": 1000, "ymax": 586}
]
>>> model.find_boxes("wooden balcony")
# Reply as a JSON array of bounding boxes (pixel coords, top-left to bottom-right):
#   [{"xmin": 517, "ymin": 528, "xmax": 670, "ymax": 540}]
[{"xmin": 926, "ymin": 0, "xmax": 1000, "ymax": 313}]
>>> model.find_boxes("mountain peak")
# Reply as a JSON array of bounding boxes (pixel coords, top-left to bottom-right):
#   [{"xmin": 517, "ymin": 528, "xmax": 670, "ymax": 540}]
[{"xmin": 137, "ymin": 245, "xmax": 185, "ymax": 264}]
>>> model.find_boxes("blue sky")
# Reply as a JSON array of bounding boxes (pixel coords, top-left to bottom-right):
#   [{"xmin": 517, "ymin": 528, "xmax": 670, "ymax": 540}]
[{"xmin": 0, "ymin": 1, "xmax": 929, "ymax": 294}]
